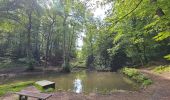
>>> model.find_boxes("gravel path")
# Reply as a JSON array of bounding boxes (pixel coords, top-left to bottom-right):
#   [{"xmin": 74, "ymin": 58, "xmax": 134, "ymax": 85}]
[{"xmin": 1, "ymin": 69, "xmax": 170, "ymax": 100}]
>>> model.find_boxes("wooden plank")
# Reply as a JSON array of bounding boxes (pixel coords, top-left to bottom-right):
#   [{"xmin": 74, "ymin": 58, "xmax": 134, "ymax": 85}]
[
  {"xmin": 35, "ymin": 80, "xmax": 55, "ymax": 89},
  {"xmin": 15, "ymin": 90, "xmax": 52, "ymax": 99},
  {"xmin": 35, "ymin": 80, "xmax": 55, "ymax": 87}
]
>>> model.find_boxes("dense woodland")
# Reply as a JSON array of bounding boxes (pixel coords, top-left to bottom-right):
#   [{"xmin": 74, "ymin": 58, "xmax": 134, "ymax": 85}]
[{"xmin": 0, "ymin": 0, "xmax": 170, "ymax": 72}]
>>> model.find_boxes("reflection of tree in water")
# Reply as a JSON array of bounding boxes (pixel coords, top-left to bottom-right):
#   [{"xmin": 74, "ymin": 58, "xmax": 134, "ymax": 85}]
[
  {"xmin": 74, "ymin": 78, "xmax": 82, "ymax": 93},
  {"xmin": 73, "ymin": 71, "xmax": 87, "ymax": 93}
]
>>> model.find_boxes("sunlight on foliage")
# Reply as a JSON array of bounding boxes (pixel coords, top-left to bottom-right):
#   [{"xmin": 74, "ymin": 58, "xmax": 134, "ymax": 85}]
[
  {"xmin": 154, "ymin": 31, "xmax": 170, "ymax": 41},
  {"xmin": 164, "ymin": 54, "xmax": 170, "ymax": 60},
  {"xmin": 122, "ymin": 67, "xmax": 152, "ymax": 86},
  {"xmin": 0, "ymin": 81, "xmax": 34, "ymax": 96},
  {"xmin": 152, "ymin": 65, "xmax": 170, "ymax": 74}
]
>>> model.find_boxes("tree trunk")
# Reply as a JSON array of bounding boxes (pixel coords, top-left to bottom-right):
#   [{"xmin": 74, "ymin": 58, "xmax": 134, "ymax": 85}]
[
  {"xmin": 135, "ymin": 44, "xmax": 144, "ymax": 66},
  {"xmin": 156, "ymin": 7, "xmax": 165, "ymax": 17},
  {"xmin": 143, "ymin": 42, "xmax": 148, "ymax": 63},
  {"xmin": 62, "ymin": 15, "xmax": 70, "ymax": 72},
  {"xmin": 27, "ymin": 10, "xmax": 33, "ymax": 70},
  {"xmin": 150, "ymin": 0, "xmax": 165, "ymax": 17},
  {"xmin": 45, "ymin": 19, "xmax": 55, "ymax": 67},
  {"xmin": 34, "ymin": 25, "xmax": 40, "ymax": 63},
  {"xmin": 68, "ymin": 24, "xmax": 75, "ymax": 60}
]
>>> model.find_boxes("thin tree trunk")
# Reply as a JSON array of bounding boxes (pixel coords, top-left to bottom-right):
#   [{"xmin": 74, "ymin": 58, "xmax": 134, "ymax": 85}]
[
  {"xmin": 45, "ymin": 20, "xmax": 55, "ymax": 67},
  {"xmin": 35, "ymin": 25, "xmax": 40, "ymax": 63},
  {"xmin": 62, "ymin": 15, "xmax": 70, "ymax": 72},
  {"xmin": 68, "ymin": 25, "xmax": 75, "ymax": 61},
  {"xmin": 27, "ymin": 10, "xmax": 33, "ymax": 70},
  {"xmin": 63, "ymin": 16, "xmax": 67, "ymax": 67},
  {"xmin": 143, "ymin": 41, "xmax": 148, "ymax": 63},
  {"xmin": 135, "ymin": 44, "xmax": 144, "ymax": 66},
  {"xmin": 150, "ymin": 0, "xmax": 165, "ymax": 17}
]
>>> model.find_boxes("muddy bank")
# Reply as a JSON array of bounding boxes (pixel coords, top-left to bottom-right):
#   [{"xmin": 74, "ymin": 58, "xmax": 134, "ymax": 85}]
[{"xmin": 0, "ymin": 66, "xmax": 63, "ymax": 81}]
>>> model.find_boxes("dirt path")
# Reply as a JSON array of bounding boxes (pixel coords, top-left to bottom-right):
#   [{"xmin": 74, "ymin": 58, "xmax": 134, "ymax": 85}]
[{"xmin": 1, "ymin": 69, "xmax": 170, "ymax": 100}]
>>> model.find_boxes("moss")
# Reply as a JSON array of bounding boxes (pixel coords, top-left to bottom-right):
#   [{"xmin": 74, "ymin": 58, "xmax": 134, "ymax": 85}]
[
  {"xmin": 34, "ymin": 83, "xmax": 54, "ymax": 93},
  {"xmin": 0, "ymin": 81, "xmax": 34, "ymax": 96},
  {"xmin": 33, "ymin": 83, "xmax": 44, "ymax": 92},
  {"xmin": 121, "ymin": 67, "xmax": 152, "ymax": 87},
  {"xmin": 152, "ymin": 65, "xmax": 170, "ymax": 73},
  {"xmin": 44, "ymin": 88, "xmax": 54, "ymax": 93}
]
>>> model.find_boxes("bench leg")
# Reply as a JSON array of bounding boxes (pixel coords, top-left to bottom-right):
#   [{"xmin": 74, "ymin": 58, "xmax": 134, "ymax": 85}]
[
  {"xmin": 19, "ymin": 95, "xmax": 22, "ymax": 100},
  {"xmin": 19, "ymin": 95, "xmax": 28, "ymax": 100},
  {"xmin": 25, "ymin": 96, "xmax": 28, "ymax": 100}
]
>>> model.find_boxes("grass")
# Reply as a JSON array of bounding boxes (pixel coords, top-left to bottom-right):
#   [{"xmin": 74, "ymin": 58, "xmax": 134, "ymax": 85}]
[
  {"xmin": 121, "ymin": 67, "xmax": 152, "ymax": 86},
  {"xmin": 152, "ymin": 65, "xmax": 170, "ymax": 74},
  {"xmin": 0, "ymin": 81, "xmax": 55, "ymax": 96},
  {"xmin": 0, "ymin": 81, "xmax": 34, "ymax": 96}
]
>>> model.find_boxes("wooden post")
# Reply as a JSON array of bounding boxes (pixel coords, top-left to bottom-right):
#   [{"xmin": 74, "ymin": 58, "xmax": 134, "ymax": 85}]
[
  {"xmin": 25, "ymin": 96, "xmax": 28, "ymax": 100},
  {"xmin": 19, "ymin": 95, "xmax": 22, "ymax": 100},
  {"xmin": 19, "ymin": 95, "xmax": 28, "ymax": 100}
]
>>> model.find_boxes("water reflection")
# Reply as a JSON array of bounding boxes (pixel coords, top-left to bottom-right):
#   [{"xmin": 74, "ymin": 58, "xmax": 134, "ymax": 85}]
[
  {"xmin": 0, "ymin": 72, "xmax": 139, "ymax": 93},
  {"xmin": 74, "ymin": 78, "xmax": 82, "ymax": 93}
]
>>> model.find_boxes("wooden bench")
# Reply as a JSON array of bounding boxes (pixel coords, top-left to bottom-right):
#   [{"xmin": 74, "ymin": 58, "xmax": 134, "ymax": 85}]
[
  {"xmin": 35, "ymin": 80, "xmax": 55, "ymax": 89},
  {"xmin": 15, "ymin": 90, "xmax": 52, "ymax": 100}
]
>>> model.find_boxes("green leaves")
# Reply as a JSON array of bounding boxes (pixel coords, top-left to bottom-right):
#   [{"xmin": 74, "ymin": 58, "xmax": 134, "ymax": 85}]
[
  {"xmin": 0, "ymin": 21, "xmax": 14, "ymax": 32},
  {"xmin": 153, "ymin": 31, "xmax": 170, "ymax": 41},
  {"xmin": 152, "ymin": 65, "xmax": 170, "ymax": 73},
  {"xmin": 164, "ymin": 54, "xmax": 170, "ymax": 60}
]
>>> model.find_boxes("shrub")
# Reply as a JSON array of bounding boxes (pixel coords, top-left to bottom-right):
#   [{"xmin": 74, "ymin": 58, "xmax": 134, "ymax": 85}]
[
  {"xmin": 143, "ymin": 79, "xmax": 152, "ymax": 86},
  {"xmin": 121, "ymin": 67, "xmax": 152, "ymax": 86},
  {"xmin": 27, "ymin": 58, "xmax": 37, "ymax": 70},
  {"xmin": 122, "ymin": 67, "xmax": 139, "ymax": 77}
]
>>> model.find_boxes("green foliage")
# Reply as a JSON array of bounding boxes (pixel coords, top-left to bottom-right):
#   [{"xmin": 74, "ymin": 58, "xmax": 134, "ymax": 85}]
[
  {"xmin": 103, "ymin": 0, "xmax": 170, "ymax": 67},
  {"xmin": 152, "ymin": 65, "xmax": 170, "ymax": 73},
  {"xmin": 154, "ymin": 31, "xmax": 170, "ymax": 41},
  {"xmin": 62, "ymin": 62, "xmax": 71, "ymax": 73},
  {"xmin": 27, "ymin": 58, "xmax": 36, "ymax": 70},
  {"xmin": 80, "ymin": 0, "xmax": 170, "ymax": 71},
  {"xmin": 122, "ymin": 67, "xmax": 138, "ymax": 77},
  {"xmin": 0, "ymin": 81, "xmax": 34, "ymax": 96},
  {"xmin": 143, "ymin": 79, "xmax": 153, "ymax": 86},
  {"xmin": 0, "ymin": 57, "xmax": 28, "ymax": 69},
  {"xmin": 122, "ymin": 67, "xmax": 152, "ymax": 86},
  {"xmin": 164, "ymin": 54, "xmax": 170, "ymax": 60},
  {"xmin": 71, "ymin": 60, "xmax": 86, "ymax": 68},
  {"xmin": 0, "ymin": 0, "xmax": 170, "ymax": 72},
  {"xmin": 0, "ymin": 0, "xmax": 87, "ymax": 70}
]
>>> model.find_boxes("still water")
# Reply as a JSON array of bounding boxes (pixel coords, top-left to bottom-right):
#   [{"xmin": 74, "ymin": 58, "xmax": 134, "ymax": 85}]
[{"xmin": 0, "ymin": 71, "xmax": 139, "ymax": 93}]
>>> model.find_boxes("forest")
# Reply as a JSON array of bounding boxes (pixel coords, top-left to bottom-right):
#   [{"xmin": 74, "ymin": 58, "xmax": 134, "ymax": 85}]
[{"xmin": 0, "ymin": 0, "xmax": 170, "ymax": 100}]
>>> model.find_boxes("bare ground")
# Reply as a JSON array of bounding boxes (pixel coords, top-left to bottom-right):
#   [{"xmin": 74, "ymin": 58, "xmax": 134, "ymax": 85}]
[{"xmin": 0, "ymin": 68, "xmax": 170, "ymax": 100}]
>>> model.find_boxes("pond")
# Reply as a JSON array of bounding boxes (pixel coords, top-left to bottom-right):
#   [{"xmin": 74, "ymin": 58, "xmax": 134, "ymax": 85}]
[{"xmin": 0, "ymin": 71, "xmax": 139, "ymax": 93}]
